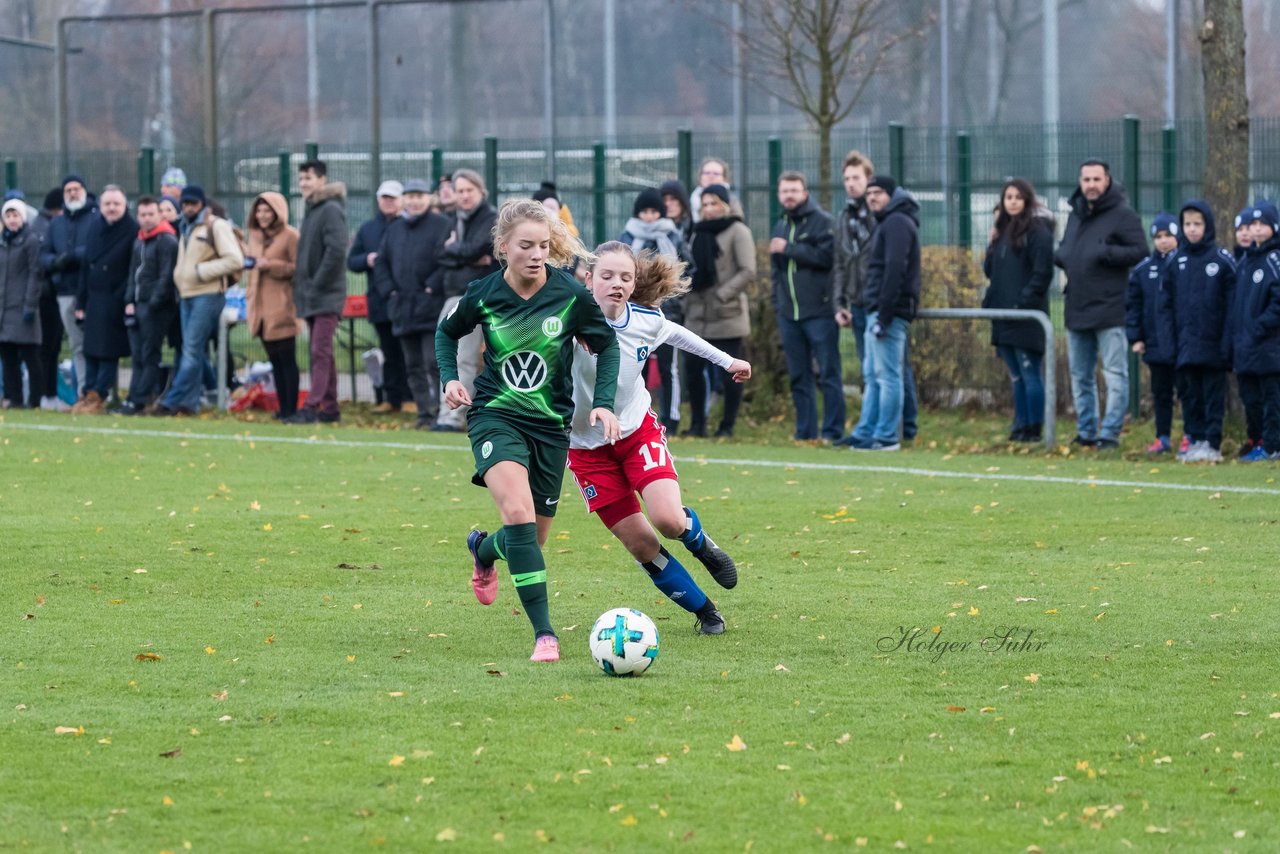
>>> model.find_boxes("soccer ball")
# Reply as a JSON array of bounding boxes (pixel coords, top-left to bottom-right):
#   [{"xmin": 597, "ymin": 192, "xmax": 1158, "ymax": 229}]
[{"xmin": 589, "ymin": 608, "xmax": 660, "ymax": 676}]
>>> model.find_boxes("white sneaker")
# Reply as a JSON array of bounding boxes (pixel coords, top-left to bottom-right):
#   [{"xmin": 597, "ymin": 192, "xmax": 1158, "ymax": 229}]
[
  {"xmin": 40, "ymin": 395, "xmax": 71, "ymax": 412},
  {"xmin": 1202, "ymin": 446, "xmax": 1223, "ymax": 464},
  {"xmin": 1181, "ymin": 440, "xmax": 1210, "ymax": 463}
]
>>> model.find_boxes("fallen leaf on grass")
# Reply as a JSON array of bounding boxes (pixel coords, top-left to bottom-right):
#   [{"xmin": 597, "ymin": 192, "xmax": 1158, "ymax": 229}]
[
  {"xmin": 212, "ymin": 690, "xmax": 228, "ymax": 701},
  {"xmin": 620, "ymin": 815, "xmax": 638, "ymax": 827},
  {"xmin": 1024, "ymin": 673, "xmax": 1040, "ymax": 683},
  {"xmin": 54, "ymin": 725, "xmax": 84, "ymax": 736},
  {"xmin": 485, "ymin": 670, "xmax": 507, "ymax": 677},
  {"xmin": 835, "ymin": 733, "xmax": 852, "ymax": 745},
  {"xmin": 725, "ymin": 735, "xmax": 747, "ymax": 752},
  {"xmin": 947, "ymin": 705, "xmax": 966, "ymax": 713},
  {"xmin": 135, "ymin": 653, "xmax": 162, "ymax": 661},
  {"xmin": 388, "ymin": 755, "xmax": 405, "ymax": 766},
  {"xmin": 160, "ymin": 746, "xmax": 182, "ymax": 759},
  {"xmin": 435, "ymin": 828, "xmax": 457, "ymax": 842},
  {"xmin": 387, "ymin": 691, "xmax": 405, "ymax": 698},
  {"xmin": 204, "ymin": 646, "xmax": 216, "ymax": 655},
  {"xmin": 162, "ymin": 795, "xmax": 174, "ymax": 806}
]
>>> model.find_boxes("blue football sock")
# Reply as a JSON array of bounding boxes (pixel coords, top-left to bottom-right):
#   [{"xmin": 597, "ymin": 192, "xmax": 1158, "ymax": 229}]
[
  {"xmin": 679, "ymin": 506, "xmax": 706, "ymax": 553},
  {"xmin": 641, "ymin": 546, "xmax": 708, "ymax": 614}
]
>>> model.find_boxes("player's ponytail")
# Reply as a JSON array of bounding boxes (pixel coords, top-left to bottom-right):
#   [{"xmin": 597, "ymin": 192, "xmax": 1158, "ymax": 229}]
[
  {"xmin": 630, "ymin": 249, "xmax": 691, "ymax": 308},
  {"xmin": 493, "ymin": 198, "xmax": 594, "ymax": 269}
]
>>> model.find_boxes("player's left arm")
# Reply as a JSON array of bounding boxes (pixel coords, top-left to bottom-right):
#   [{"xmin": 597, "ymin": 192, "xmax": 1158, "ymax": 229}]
[{"xmin": 664, "ymin": 322, "xmax": 752, "ymax": 382}]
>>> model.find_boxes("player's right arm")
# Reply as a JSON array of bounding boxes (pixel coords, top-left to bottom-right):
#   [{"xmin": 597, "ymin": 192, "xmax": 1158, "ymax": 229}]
[{"xmin": 435, "ymin": 292, "xmax": 478, "ymax": 396}]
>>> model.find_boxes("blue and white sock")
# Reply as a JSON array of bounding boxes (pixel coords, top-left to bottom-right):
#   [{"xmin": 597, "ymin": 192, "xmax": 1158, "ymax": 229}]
[
  {"xmin": 679, "ymin": 506, "xmax": 706, "ymax": 553},
  {"xmin": 641, "ymin": 546, "xmax": 708, "ymax": 614}
]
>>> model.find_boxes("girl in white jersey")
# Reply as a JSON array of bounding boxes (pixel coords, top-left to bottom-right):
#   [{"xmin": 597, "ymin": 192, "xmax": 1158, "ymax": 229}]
[{"xmin": 568, "ymin": 243, "xmax": 751, "ymax": 634}]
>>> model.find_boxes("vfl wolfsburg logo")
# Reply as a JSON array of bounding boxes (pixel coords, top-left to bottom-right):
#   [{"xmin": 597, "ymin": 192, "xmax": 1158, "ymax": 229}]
[
  {"xmin": 481, "ymin": 441, "xmax": 493, "ymax": 459},
  {"xmin": 501, "ymin": 351, "xmax": 550, "ymax": 392},
  {"xmin": 542, "ymin": 316, "xmax": 563, "ymax": 337}
]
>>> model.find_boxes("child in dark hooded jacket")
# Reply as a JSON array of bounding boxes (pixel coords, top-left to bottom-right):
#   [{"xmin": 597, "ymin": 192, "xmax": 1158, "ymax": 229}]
[
  {"xmin": 1125, "ymin": 213, "xmax": 1179, "ymax": 453},
  {"xmin": 1160, "ymin": 201, "xmax": 1236, "ymax": 462},
  {"xmin": 1227, "ymin": 202, "xmax": 1280, "ymax": 461}
]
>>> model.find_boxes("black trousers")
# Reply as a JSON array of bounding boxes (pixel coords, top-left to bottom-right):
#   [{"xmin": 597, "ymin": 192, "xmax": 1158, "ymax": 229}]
[
  {"xmin": 1147, "ymin": 362, "xmax": 1179, "ymax": 440},
  {"xmin": 0, "ymin": 342, "xmax": 44, "ymax": 408},
  {"xmin": 654, "ymin": 343, "xmax": 680, "ymax": 430},
  {"xmin": 127, "ymin": 303, "xmax": 176, "ymax": 406},
  {"xmin": 1237, "ymin": 373, "xmax": 1280, "ymax": 453},
  {"xmin": 1176, "ymin": 367, "xmax": 1226, "ymax": 449},
  {"xmin": 682, "ymin": 336, "xmax": 745, "ymax": 436},
  {"xmin": 38, "ymin": 290, "xmax": 62, "ymax": 398},
  {"xmin": 263, "ymin": 336, "xmax": 300, "ymax": 419},
  {"xmin": 374, "ymin": 320, "xmax": 409, "ymax": 407}
]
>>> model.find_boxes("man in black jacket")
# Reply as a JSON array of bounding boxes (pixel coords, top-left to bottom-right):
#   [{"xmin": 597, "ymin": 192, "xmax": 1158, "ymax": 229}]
[
  {"xmin": 770, "ymin": 170, "xmax": 844, "ymax": 442},
  {"xmin": 845, "ymin": 177, "xmax": 920, "ymax": 451},
  {"xmin": 1055, "ymin": 159, "xmax": 1147, "ymax": 448},
  {"xmin": 348, "ymin": 180, "xmax": 411, "ymax": 413},
  {"xmin": 121, "ymin": 195, "xmax": 179, "ymax": 414},
  {"xmin": 39, "ymin": 175, "xmax": 96, "ymax": 393},
  {"xmin": 378, "ymin": 179, "xmax": 451, "ymax": 429},
  {"xmin": 432, "ymin": 168, "xmax": 499, "ymax": 432}
]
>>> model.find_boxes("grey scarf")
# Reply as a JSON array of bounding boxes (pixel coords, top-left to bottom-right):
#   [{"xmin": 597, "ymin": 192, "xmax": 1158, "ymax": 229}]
[{"xmin": 623, "ymin": 217, "xmax": 679, "ymax": 259}]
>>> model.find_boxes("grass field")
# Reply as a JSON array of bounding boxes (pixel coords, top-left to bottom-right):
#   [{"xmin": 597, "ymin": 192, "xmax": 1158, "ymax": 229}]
[{"xmin": 2, "ymin": 408, "xmax": 1278, "ymax": 852}]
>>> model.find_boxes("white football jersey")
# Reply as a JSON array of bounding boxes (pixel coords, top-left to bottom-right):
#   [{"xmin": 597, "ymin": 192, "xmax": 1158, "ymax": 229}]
[{"xmin": 570, "ymin": 303, "xmax": 733, "ymax": 449}]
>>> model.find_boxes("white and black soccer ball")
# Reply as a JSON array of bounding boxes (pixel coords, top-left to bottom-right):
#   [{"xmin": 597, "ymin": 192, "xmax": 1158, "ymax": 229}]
[{"xmin": 589, "ymin": 608, "xmax": 660, "ymax": 676}]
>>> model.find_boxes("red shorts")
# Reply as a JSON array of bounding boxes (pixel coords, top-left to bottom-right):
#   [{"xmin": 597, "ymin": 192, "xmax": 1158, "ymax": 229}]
[{"xmin": 567, "ymin": 412, "xmax": 678, "ymax": 528}]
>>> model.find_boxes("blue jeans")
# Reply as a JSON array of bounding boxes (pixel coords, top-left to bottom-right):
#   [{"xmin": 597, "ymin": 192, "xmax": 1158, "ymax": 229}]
[
  {"xmin": 997, "ymin": 345, "xmax": 1045, "ymax": 429},
  {"xmin": 778, "ymin": 315, "xmax": 846, "ymax": 440},
  {"xmin": 852, "ymin": 313, "xmax": 909, "ymax": 443},
  {"xmin": 849, "ymin": 305, "xmax": 917, "ymax": 440},
  {"xmin": 82, "ymin": 356, "xmax": 118, "ymax": 400},
  {"xmin": 161, "ymin": 293, "xmax": 224, "ymax": 412},
  {"xmin": 1067, "ymin": 326, "xmax": 1128, "ymax": 441}
]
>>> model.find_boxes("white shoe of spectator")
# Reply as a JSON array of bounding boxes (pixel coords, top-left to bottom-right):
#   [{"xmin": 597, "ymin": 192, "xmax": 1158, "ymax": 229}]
[
  {"xmin": 1180, "ymin": 440, "xmax": 1210, "ymax": 463},
  {"xmin": 41, "ymin": 395, "xmax": 71, "ymax": 412},
  {"xmin": 1202, "ymin": 445, "xmax": 1223, "ymax": 464}
]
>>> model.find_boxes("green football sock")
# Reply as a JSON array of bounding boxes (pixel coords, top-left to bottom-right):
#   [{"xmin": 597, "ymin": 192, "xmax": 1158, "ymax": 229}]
[
  {"xmin": 477, "ymin": 529, "xmax": 507, "ymax": 566},
  {"xmin": 502, "ymin": 523, "xmax": 553, "ymax": 637}
]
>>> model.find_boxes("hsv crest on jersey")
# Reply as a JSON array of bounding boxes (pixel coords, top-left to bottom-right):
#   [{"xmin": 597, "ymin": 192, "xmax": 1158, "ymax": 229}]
[
  {"xmin": 501, "ymin": 351, "xmax": 550, "ymax": 392},
  {"xmin": 636, "ymin": 345, "xmax": 650, "ymax": 362},
  {"xmin": 542, "ymin": 316, "xmax": 563, "ymax": 337}
]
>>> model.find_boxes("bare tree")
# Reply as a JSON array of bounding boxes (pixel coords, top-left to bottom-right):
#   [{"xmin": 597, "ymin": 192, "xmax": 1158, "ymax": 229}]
[
  {"xmin": 1201, "ymin": 0, "xmax": 1249, "ymax": 236},
  {"xmin": 724, "ymin": 0, "xmax": 917, "ymax": 208}
]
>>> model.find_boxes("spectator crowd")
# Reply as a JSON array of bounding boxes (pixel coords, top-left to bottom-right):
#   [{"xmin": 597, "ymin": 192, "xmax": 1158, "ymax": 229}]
[{"xmin": 1, "ymin": 153, "xmax": 1278, "ymax": 461}]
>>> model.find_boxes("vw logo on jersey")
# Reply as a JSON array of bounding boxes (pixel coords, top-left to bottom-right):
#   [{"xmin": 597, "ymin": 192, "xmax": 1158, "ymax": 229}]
[
  {"xmin": 542, "ymin": 316, "xmax": 563, "ymax": 338},
  {"xmin": 1254, "ymin": 270, "xmax": 1265, "ymax": 284},
  {"xmin": 1206, "ymin": 262, "xmax": 1220, "ymax": 277},
  {"xmin": 501, "ymin": 350, "xmax": 550, "ymax": 392},
  {"xmin": 636, "ymin": 345, "xmax": 650, "ymax": 362},
  {"xmin": 481, "ymin": 441, "xmax": 493, "ymax": 459}
]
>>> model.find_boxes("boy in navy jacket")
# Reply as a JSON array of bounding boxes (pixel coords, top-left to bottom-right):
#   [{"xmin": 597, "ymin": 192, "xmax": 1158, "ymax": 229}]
[
  {"xmin": 1227, "ymin": 203, "xmax": 1280, "ymax": 461},
  {"xmin": 1125, "ymin": 213, "xmax": 1179, "ymax": 453},
  {"xmin": 1163, "ymin": 201, "xmax": 1236, "ymax": 462}
]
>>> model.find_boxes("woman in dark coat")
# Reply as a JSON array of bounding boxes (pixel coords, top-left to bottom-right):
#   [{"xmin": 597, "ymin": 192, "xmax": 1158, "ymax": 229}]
[
  {"xmin": 982, "ymin": 178, "xmax": 1055, "ymax": 441},
  {"xmin": 0, "ymin": 199, "xmax": 44, "ymax": 407},
  {"xmin": 73, "ymin": 186, "xmax": 137, "ymax": 413}
]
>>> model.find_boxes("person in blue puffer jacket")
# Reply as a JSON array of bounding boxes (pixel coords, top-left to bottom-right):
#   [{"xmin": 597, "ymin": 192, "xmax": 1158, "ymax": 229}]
[
  {"xmin": 1125, "ymin": 213, "xmax": 1179, "ymax": 453},
  {"xmin": 1161, "ymin": 201, "xmax": 1236, "ymax": 463},
  {"xmin": 1226, "ymin": 203, "xmax": 1280, "ymax": 461}
]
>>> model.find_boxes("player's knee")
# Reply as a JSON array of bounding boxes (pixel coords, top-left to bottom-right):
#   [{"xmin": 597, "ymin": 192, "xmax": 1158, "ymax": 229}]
[{"xmin": 651, "ymin": 507, "xmax": 686, "ymax": 540}]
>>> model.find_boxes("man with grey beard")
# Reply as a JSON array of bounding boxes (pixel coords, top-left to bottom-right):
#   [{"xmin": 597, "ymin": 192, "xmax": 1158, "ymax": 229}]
[{"xmin": 39, "ymin": 175, "xmax": 97, "ymax": 391}]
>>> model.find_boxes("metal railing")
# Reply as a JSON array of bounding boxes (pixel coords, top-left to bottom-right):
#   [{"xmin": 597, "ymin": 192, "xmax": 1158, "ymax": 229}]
[{"xmin": 916, "ymin": 307, "xmax": 1056, "ymax": 447}]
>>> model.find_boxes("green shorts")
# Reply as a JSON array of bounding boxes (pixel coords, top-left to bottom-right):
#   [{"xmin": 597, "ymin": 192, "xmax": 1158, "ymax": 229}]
[{"xmin": 467, "ymin": 411, "xmax": 570, "ymax": 517}]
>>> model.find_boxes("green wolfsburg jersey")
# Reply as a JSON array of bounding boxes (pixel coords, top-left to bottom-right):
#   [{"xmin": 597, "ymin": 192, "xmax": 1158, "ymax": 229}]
[{"xmin": 435, "ymin": 266, "xmax": 620, "ymax": 431}]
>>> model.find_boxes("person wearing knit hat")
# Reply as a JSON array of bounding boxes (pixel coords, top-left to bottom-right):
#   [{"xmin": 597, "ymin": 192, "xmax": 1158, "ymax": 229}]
[
  {"xmin": 160, "ymin": 167, "xmax": 188, "ymax": 201},
  {"xmin": 1233, "ymin": 206, "xmax": 1254, "ymax": 261},
  {"xmin": 39, "ymin": 175, "xmax": 97, "ymax": 393},
  {"xmin": 0, "ymin": 197, "xmax": 44, "ymax": 408},
  {"xmin": 1228, "ymin": 200, "xmax": 1280, "ymax": 461},
  {"xmin": 659, "ymin": 178, "xmax": 693, "ymax": 241},
  {"xmin": 867, "ymin": 175, "xmax": 897, "ymax": 197},
  {"xmin": 1125, "ymin": 211, "xmax": 1180, "ymax": 454},
  {"xmin": 632, "ymin": 188, "xmax": 665, "ymax": 219},
  {"xmin": 532, "ymin": 181, "xmax": 579, "ymax": 238}
]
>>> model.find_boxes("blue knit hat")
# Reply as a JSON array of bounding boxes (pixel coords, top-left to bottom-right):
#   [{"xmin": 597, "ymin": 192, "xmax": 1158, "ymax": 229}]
[
  {"xmin": 160, "ymin": 167, "xmax": 188, "ymax": 189},
  {"xmin": 1150, "ymin": 212, "xmax": 1178, "ymax": 238},
  {"xmin": 1234, "ymin": 206, "xmax": 1253, "ymax": 230},
  {"xmin": 1245, "ymin": 201, "xmax": 1280, "ymax": 232}
]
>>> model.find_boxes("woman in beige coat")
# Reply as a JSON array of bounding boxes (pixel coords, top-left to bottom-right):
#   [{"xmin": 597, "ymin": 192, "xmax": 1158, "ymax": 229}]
[
  {"xmin": 244, "ymin": 191, "xmax": 300, "ymax": 419},
  {"xmin": 682, "ymin": 184, "xmax": 755, "ymax": 437}
]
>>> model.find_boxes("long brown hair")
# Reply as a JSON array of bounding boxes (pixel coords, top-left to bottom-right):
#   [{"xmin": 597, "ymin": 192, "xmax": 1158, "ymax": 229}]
[
  {"xmin": 590, "ymin": 242, "xmax": 690, "ymax": 308},
  {"xmin": 994, "ymin": 178, "xmax": 1040, "ymax": 252}
]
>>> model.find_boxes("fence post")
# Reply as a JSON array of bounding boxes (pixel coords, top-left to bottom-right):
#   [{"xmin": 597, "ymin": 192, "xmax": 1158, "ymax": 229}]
[
  {"xmin": 767, "ymin": 137, "xmax": 782, "ymax": 225},
  {"xmin": 138, "ymin": 147, "xmax": 155, "ymax": 196},
  {"xmin": 1123, "ymin": 115, "xmax": 1142, "ymax": 419},
  {"xmin": 677, "ymin": 128, "xmax": 692, "ymax": 192},
  {"xmin": 889, "ymin": 122, "xmax": 905, "ymax": 183},
  {"xmin": 593, "ymin": 141, "xmax": 607, "ymax": 245},
  {"xmin": 4, "ymin": 159, "xmax": 16, "ymax": 192},
  {"xmin": 278, "ymin": 150, "xmax": 292, "ymax": 197},
  {"xmin": 305, "ymin": 141, "xmax": 319, "ymax": 163},
  {"xmin": 1161, "ymin": 125, "xmax": 1177, "ymax": 213},
  {"xmin": 432, "ymin": 148, "xmax": 444, "ymax": 187},
  {"xmin": 484, "ymin": 135, "xmax": 499, "ymax": 203},
  {"xmin": 956, "ymin": 132, "xmax": 972, "ymax": 249}
]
